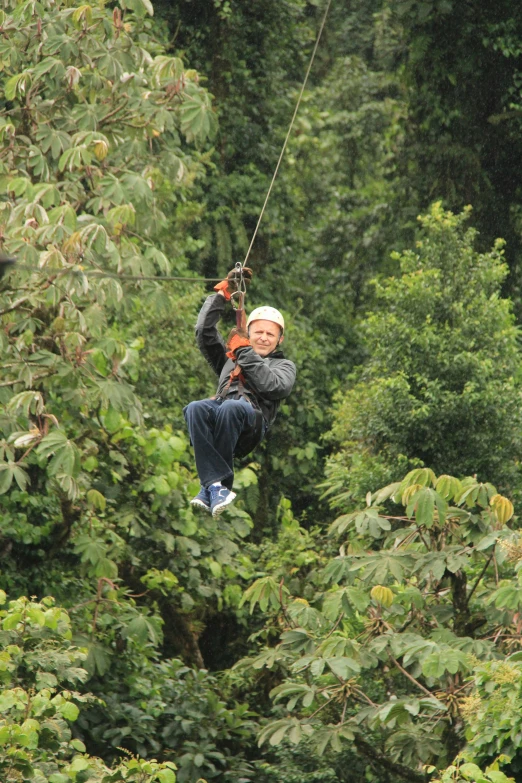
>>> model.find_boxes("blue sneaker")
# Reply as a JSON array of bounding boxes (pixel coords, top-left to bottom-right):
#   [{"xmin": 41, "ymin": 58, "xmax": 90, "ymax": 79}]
[
  {"xmin": 190, "ymin": 486, "xmax": 211, "ymax": 513},
  {"xmin": 209, "ymin": 484, "xmax": 236, "ymax": 517}
]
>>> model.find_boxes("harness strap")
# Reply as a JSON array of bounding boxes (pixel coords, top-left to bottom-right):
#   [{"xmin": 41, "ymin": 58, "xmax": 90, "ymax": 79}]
[
  {"xmin": 218, "ymin": 364, "xmax": 243, "ymax": 399},
  {"xmin": 217, "ymin": 366, "xmax": 262, "ymax": 415}
]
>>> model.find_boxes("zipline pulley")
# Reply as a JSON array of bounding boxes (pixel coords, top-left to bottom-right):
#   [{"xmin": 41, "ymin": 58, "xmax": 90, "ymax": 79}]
[{"xmin": 229, "ymin": 261, "xmax": 247, "ymax": 331}]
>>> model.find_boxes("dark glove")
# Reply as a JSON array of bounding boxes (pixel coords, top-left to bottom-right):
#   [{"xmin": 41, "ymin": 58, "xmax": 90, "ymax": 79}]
[
  {"xmin": 226, "ymin": 326, "xmax": 250, "ymax": 359},
  {"xmin": 0, "ymin": 254, "xmax": 16, "ymax": 279},
  {"xmin": 214, "ymin": 266, "xmax": 253, "ymax": 300}
]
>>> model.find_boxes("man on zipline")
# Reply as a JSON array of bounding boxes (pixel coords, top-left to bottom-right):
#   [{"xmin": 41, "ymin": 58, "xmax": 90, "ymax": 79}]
[{"xmin": 184, "ymin": 267, "xmax": 296, "ymax": 517}]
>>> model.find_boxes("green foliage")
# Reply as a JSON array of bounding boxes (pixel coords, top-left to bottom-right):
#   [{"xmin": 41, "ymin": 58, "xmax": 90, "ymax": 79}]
[
  {"xmin": 0, "ymin": 0, "xmax": 215, "ymax": 507},
  {"xmin": 0, "ymin": 2, "xmax": 258, "ymax": 779},
  {"xmin": 431, "ymin": 758, "xmax": 514, "ymax": 783},
  {"xmin": 4, "ymin": 2, "xmax": 522, "ymax": 783},
  {"xmin": 0, "ymin": 593, "xmax": 178, "ymax": 783},
  {"xmin": 237, "ymin": 466, "xmax": 522, "ymax": 779},
  {"xmin": 323, "ymin": 204, "xmax": 522, "ymax": 506},
  {"xmin": 80, "ymin": 655, "xmax": 257, "ymax": 782},
  {"xmin": 397, "ymin": 0, "xmax": 522, "ymax": 295}
]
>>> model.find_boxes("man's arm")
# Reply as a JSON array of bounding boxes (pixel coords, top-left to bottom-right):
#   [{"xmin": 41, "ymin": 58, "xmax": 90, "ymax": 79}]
[
  {"xmin": 235, "ymin": 348, "xmax": 296, "ymax": 400},
  {"xmin": 195, "ymin": 293, "xmax": 228, "ymax": 377}
]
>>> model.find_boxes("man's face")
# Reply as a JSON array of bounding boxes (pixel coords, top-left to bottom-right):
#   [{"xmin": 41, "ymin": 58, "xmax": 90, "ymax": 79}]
[{"xmin": 249, "ymin": 319, "xmax": 283, "ymax": 357}]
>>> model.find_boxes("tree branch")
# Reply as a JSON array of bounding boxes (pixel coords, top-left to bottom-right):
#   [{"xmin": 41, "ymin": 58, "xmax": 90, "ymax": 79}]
[
  {"xmin": 0, "ymin": 372, "xmax": 51, "ymax": 388},
  {"xmin": 466, "ymin": 549, "xmax": 495, "ymax": 607},
  {"xmin": 389, "ymin": 655, "xmax": 433, "ymax": 697},
  {"xmin": 355, "ymin": 737, "xmax": 428, "ymax": 783},
  {"xmin": 99, "ymin": 99, "xmax": 129, "ymax": 124},
  {"xmin": 0, "ymin": 293, "xmax": 34, "ymax": 317}
]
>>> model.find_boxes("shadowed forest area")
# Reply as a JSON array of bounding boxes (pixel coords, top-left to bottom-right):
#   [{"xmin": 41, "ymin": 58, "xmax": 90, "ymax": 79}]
[{"xmin": 2, "ymin": 1, "xmax": 522, "ymax": 781}]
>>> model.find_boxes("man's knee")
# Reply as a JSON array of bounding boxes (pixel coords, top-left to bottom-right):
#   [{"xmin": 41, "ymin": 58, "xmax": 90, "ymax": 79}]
[
  {"xmin": 183, "ymin": 399, "xmax": 210, "ymax": 422},
  {"xmin": 219, "ymin": 399, "xmax": 254, "ymax": 423}
]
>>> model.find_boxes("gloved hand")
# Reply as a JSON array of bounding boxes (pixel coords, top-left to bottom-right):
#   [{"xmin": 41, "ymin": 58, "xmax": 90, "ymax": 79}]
[
  {"xmin": 214, "ymin": 266, "xmax": 253, "ymax": 301},
  {"xmin": 226, "ymin": 326, "xmax": 250, "ymax": 360},
  {"xmin": 0, "ymin": 253, "xmax": 16, "ymax": 278}
]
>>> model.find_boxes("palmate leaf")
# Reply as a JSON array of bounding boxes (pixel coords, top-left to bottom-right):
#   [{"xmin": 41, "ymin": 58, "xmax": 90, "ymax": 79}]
[
  {"xmin": 322, "ymin": 586, "xmax": 370, "ymax": 620},
  {"xmin": 328, "ymin": 511, "xmax": 358, "ymax": 536},
  {"xmin": 280, "ymin": 628, "xmax": 315, "ymax": 654},
  {"xmin": 6, "ymin": 390, "xmax": 45, "ymax": 417},
  {"xmin": 487, "ymin": 581, "xmax": 522, "ymax": 611},
  {"xmin": 122, "ymin": 615, "xmax": 159, "ymax": 646},
  {"xmin": 319, "ymin": 635, "xmax": 362, "ymax": 661},
  {"xmin": 120, "ymin": 0, "xmax": 154, "ymax": 17},
  {"xmin": 399, "ymin": 467, "xmax": 437, "ymax": 495},
  {"xmin": 323, "ymin": 556, "xmax": 354, "ymax": 584},
  {"xmin": 349, "ymin": 551, "xmax": 414, "ymax": 584},
  {"xmin": 55, "ymin": 473, "xmax": 80, "ymax": 500},
  {"xmin": 406, "ymin": 487, "xmax": 447, "ymax": 528},
  {"xmin": 435, "ymin": 474, "xmax": 462, "ymax": 501},
  {"xmin": 327, "ymin": 656, "xmax": 361, "ymax": 678},
  {"xmin": 360, "ymin": 508, "xmax": 391, "ymax": 538},
  {"xmin": 270, "ymin": 683, "xmax": 317, "ymax": 710},
  {"xmin": 258, "ymin": 717, "xmax": 313, "ymax": 748},
  {"xmin": 58, "ymin": 144, "xmax": 92, "ymax": 172},
  {"xmin": 180, "ymin": 89, "xmax": 217, "ymax": 143},
  {"xmin": 35, "ymin": 126, "xmax": 71, "ymax": 159},
  {"xmin": 399, "ymin": 637, "xmax": 437, "ymax": 666},
  {"xmin": 0, "ymin": 462, "xmax": 29, "ymax": 494},
  {"xmin": 458, "ymin": 479, "xmax": 497, "ymax": 509},
  {"xmin": 292, "ymin": 651, "xmax": 361, "ymax": 678},
  {"xmin": 97, "ymin": 379, "xmax": 139, "ymax": 413},
  {"xmin": 421, "ymin": 646, "xmax": 470, "ymax": 678},
  {"xmin": 150, "ymin": 55, "xmax": 184, "ymax": 87},
  {"xmin": 414, "ymin": 551, "xmax": 447, "ymax": 581},
  {"xmin": 73, "ymin": 535, "xmax": 107, "ymax": 566},
  {"xmin": 36, "ymin": 430, "xmax": 81, "ymax": 477},
  {"xmin": 4, "ymin": 71, "xmax": 32, "ymax": 100},
  {"xmin": 313, "ymin": 723, "xmax": 356, "ymax": 755},
  {"xmin": 385, "ymin": 725, "xmax": 444, "ymax": 767},
  {"xmin": 371, "ymin": 481, "xmax": 401, "ymax": 505},
  {"xmin": 286, "ymin": 599, "xmax": 325, "ymax": 631},
  {"xmin": 376, "ymin": 700, "xmax": 412, "ymax": 728},
  {"xmin": 239, "ymin": 576, "xmax": 289, "ymax": 614}
]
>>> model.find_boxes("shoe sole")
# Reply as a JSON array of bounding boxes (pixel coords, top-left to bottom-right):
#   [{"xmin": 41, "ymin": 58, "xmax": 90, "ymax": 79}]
[
  {"xmin": 190, "ymin": 498, "xmax": 211, "ymax": 513},
  {"xmin": 211, "ymin": 491, "xmax": 237, "ymax": 517}
]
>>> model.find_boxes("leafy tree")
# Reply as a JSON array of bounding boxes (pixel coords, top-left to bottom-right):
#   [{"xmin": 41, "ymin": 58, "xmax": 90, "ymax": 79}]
[
  {"xmin": 396, "ymin": 0, "xmax": 522, "ymax": 291},
  {"xmin": 237, "ymin": 466, "xmax": 522, "ymax": 781},
  {"xmin": 0, "ymin": 0, "xmax": 260, "ymax": 776},
  {"xmin": 6, "ymin": 2, "xmax": 522, "ymax": 782},
  {"xmin": 323, "ymin": 204, "xmax": 522, "ymax": 507},
  {"xmin": 0, "ymin": 0, "xmax": 215, "ymax": 504},
  {"xmin": 0, "ymin": 591, "xmax": 178, "ymax": 783}
]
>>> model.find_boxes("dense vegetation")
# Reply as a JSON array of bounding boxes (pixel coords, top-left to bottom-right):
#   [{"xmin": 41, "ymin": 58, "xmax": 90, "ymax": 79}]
[{"xmin": 2, "ymin": 1, "xmax": 522, "ymax": 782}]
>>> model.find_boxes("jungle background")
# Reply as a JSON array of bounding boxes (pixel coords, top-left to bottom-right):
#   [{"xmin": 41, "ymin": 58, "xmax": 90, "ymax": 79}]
[{"xmin": 2, "ymin": 1, "xmax": 522, "ymax": 782}]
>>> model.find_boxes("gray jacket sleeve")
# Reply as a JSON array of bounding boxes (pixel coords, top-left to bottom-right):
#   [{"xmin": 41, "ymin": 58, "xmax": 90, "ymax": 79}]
[
  {"xmin": 195, "ymin": 294, "xmax": 227, "ymax": 377},
  {"xmin": 235, "ymin": 347, "xmax": 296, "ymax": 400}
]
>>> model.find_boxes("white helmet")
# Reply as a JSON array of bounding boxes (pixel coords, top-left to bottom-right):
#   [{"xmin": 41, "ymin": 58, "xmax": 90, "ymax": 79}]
[{"xmin": 246, "ymin": 306, "xmax": 285, "ymax": 333}]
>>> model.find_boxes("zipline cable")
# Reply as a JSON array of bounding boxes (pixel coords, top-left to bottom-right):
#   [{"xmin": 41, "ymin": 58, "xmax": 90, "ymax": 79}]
[
  {"xmin": 7, "ymin": 262, "xmax": 221, "ymax": 284},
  {"xmin": 242, "ymin": 0, "xmax": 333, "ymax": 269}
]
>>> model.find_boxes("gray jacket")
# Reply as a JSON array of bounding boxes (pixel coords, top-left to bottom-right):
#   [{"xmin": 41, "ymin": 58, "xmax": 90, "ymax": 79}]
[{"xmin": 195, "ymin": 294, "xmax": 296, "ymax": 427}]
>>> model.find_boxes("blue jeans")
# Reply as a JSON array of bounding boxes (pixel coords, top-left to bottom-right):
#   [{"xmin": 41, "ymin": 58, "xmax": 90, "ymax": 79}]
[{"xmin": 183, "ymin": 397, "xmax": 257, "ymax": 489}]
